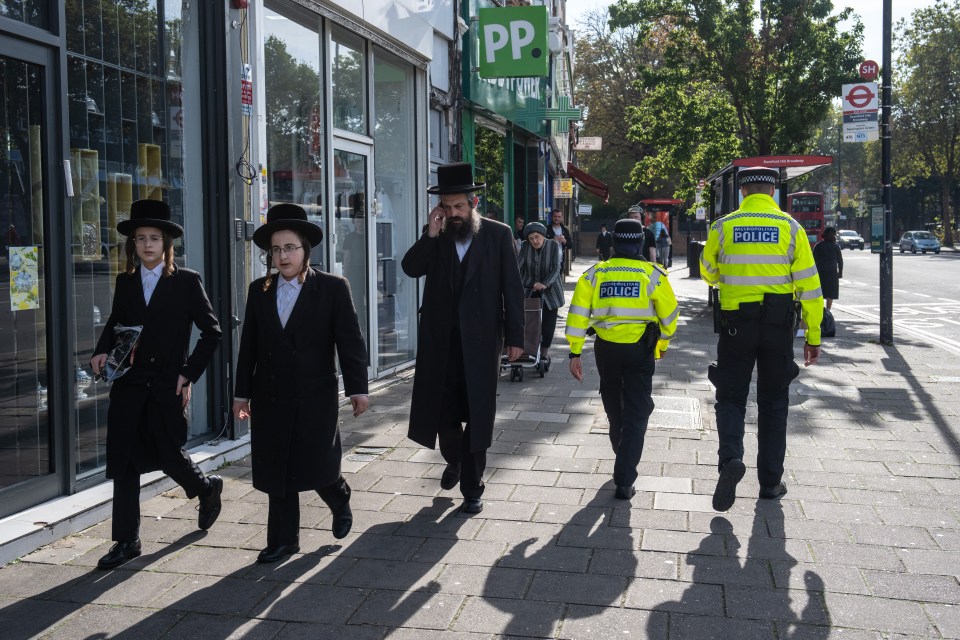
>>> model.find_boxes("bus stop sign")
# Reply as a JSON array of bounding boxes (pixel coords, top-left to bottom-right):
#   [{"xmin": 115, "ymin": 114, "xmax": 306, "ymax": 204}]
[{"xmin": 859, "ymin": 60, "xmax": 879, "ymax": 81}]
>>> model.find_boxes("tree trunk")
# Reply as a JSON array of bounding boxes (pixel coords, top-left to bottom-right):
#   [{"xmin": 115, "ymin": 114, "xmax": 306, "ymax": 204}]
[{"xmin": 941, "ymin": 181, "xmax": 954, "ymax": 245}]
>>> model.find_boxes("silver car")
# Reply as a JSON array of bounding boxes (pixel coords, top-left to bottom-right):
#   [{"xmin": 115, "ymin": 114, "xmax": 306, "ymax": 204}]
[{"xmin": 898, "ymin": 230, "xmax": 941, "ymax": 254}]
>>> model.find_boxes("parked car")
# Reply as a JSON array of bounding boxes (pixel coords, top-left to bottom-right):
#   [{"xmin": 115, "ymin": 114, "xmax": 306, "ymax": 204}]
[
  {"xmin": 837, "ymin": 229, "xmax": 865, "ymax": 250},
  {"xmin": 898, "ymin": 230, "xmax": 941, "ymax": 254}
]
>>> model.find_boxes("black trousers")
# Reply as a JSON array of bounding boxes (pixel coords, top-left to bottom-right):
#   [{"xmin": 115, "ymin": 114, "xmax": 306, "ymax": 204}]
[
  {"xmin": 111, "ymin": 438, "xmax": 209, "ymax": 542},
  {"xmin": 708, "ymin": 302, "xmax": 801, "ymax": 488},
  {"xmin": 437, "ymin": 331, "xmax": 485, "ymax": 499},
  {"xmin": 594, "ymin": 337, "xmax": 656, "ymax": 488},
  {"xmin": 267, "ymin": 477, "xmax": 351, "ymax": 547}
]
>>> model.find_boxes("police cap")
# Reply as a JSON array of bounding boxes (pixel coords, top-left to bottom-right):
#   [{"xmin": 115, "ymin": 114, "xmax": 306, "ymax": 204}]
[
  {"xmin": 737, "ymin": 166, "xmax": 780, "ymax": 188},
  {"xmin": 613, "ymin": 218, "xmax": 645, "ymax": 244}
]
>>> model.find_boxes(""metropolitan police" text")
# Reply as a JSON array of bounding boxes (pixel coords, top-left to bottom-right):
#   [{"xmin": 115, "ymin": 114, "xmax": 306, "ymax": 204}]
[
  {"xmin": 599, "ymin": 281, "xmax": 641, "ymax": 298},
  {"xmin": 733, "ymin": 226, "xmax": 780, "ymax": 243}
]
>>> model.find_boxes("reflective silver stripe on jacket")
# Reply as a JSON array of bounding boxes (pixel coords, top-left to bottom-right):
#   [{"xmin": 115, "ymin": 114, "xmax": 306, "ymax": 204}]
[
  {"xmin": 719, "ymin": 274, "xmax": 793, "ymax": 286},
  {"xmin": 787, "ymin": 228, "xmax": 797, "ymax": 263},
  {"xmin": 797, "ymin": 287, "xmax": 823, "ymax": 300},
  {"xmin": 721, "ymin": 254, "xmax": 791, "ymax": 265},
  {"xmin": 661, "ymin": 306, "xmax": 680, "ymax": 327},
  {"xmin": 568, "ymin": 304, "xmax": 591, "ymax": 317},
  {"xmin": 792, "ymin": 265, "xmax": 818, "ymax": 281},
  {"xmin": 565, "ymin": 326, "xmax": 588, "ymax": 337},
  {"xmin": 591, "ymin": 305, "xmax": 656, "ymax": 318},
  {"xmin": 592, "ymin": 318, "xmax": 655, "ymax": 329},
  {"xmin": 582, "ymin": 266, "xmax": 598, "ymax": 287},
  {"xmin": 700, "ymin": 256, "xmax": 719, "ymax": 274}
]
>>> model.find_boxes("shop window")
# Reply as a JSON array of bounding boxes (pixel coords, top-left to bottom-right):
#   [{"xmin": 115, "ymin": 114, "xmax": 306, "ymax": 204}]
[
  {"xmin": 330, "ymin": 27, "xmax": 366, "ymax": 135},
  {"xmin": 373, "ymin": 48, "xmax": 417, "ymax": 369},
  {"xmin": 263, "ymin": 4, "xmax": 323, "ymax": 268},
  {"xmin": 64, "ymin": 0, "xmax": 200, "ymax": 478},
  {"xmin": 0, "ymin": 0, "xmax": 49, "ymax": 29}
]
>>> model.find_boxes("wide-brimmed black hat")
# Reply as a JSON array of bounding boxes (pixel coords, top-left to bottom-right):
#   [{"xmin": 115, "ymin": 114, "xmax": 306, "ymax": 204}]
[
  {"xmin": 613, "ymin": 219, "xmax": 645, "ymax": 244},
  {"xmin": 738, "ymin": 166, "xmax": 780, "ymax": 187},
  {"xmin": 427, "ymin": 162, "xmax": 485, "ymax": 195},
  {"xmin": 252, "ymin": 203, "xmax": 323, "ymax": 250},
  {"xmin": 117, "ymin": 200, "xmax": 183, "ymax": 238}
]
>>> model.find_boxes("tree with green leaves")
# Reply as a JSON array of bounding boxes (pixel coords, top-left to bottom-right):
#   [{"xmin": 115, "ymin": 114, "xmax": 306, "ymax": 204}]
[
  {"xmin": 573, "ymin": 10, "xmax": 658, "ymax": 210},
  {"xmin": 609, "ymin": 0, "xmax": 863, "ymax": 199},
  {"xmin": 894, "ymin": 0, "xmax": 960, "ymax": 246}
]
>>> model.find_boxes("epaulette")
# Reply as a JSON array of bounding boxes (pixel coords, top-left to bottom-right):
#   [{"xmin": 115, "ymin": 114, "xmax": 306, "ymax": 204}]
[{"xmin": 650, "ymin": 263, "xmax": 668, "ymax": 277}]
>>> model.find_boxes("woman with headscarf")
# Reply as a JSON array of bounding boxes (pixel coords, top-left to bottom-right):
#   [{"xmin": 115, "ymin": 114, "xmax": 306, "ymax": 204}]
[
  {"xmin": 517, "ymin": 221, "xmax": 564, "ymax": 363},
  {"xmin": 813, "ymin": 226, "xmax": 843, "ymax": 310}
]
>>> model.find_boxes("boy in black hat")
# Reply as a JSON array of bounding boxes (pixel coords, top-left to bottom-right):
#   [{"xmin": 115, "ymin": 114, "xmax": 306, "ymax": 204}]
[
  {"xmin": 233, "ymin": 203, "xmax": 368, "ymax": 563},
  {"xmin": 90, "ymin": 199, "xmax": 223, "ymax": 570},
  {"xmin": 402, "ymin": 162, "xmax": 525, "ymax": 514}
]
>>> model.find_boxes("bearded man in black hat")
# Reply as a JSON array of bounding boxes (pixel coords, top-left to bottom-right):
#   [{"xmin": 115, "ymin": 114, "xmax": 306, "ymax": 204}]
[
  {"xmin": 90, "ymin": 199, "xmax": 223, "ymax": 570},
  {"xmin": 402, "ymin": 162, "xmax": 524, "ymax": 514},
  {"xmin": 233, "ymin": 203, "xmax": 368, "ymax": 564}
]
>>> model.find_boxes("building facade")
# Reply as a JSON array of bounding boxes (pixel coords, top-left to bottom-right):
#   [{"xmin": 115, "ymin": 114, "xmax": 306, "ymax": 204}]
[{"xmin": 0, "ymin": 0, "xmax": 575, "ymax": 522}]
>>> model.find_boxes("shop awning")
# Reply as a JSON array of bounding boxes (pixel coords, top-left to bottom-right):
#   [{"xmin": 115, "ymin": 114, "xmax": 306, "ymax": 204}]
[{"xmin": 566, "ymin": 162, "xmax": 609, "ymax": 202}]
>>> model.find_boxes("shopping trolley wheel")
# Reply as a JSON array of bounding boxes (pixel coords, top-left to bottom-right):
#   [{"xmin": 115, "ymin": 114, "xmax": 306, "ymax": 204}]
[
  {"xmin": 536, "ymin": 362, "xmax": 545, "ymax": 378},
  {"xmin": 517, "ymin": 367, "xmax": 524, "ymax": 382}
]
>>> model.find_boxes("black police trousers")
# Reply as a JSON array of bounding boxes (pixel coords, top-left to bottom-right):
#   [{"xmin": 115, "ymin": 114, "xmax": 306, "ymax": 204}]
[
  {"xmin": 708, "ymin": 296, "xmax": 801, "ymax": 489},
  {"xmin": 594, "ymin": 336, "xmax": 656, "ymax": 489}
]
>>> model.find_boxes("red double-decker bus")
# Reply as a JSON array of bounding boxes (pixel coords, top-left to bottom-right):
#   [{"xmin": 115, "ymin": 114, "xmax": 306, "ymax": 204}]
[{"xmin": 786, "ymin": 191, "xmax": 825, "ymax": 247}]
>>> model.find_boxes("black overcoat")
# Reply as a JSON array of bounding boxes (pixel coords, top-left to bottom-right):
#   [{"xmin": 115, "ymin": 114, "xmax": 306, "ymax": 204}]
[
  {"xmin": 95, "ymin": 265, "xmax": 222, "ymax": 478},
  {"xmin": 234, "ymin": 269, "xmax": 368, "ymax": 495},
  {"xmin": 402, "ymin": 218, "xmax": 524, "ymax": 452}
]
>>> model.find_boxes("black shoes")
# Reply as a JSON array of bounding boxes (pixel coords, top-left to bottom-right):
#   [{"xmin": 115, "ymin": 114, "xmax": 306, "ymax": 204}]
[
  {"xmin": 198, "ymin": 475, "xmax": 223, "ymax": 530},
  {"xmin": 332, "ymin": 501, "xmax": 353, "ymax": 539},
  {"xmin": 440, "ymin": 464, "xmax": 461, "ymax": 491},
  {"xmin": 461, "ymin": 497, "xmax": 484, "ymax": 514},
  {"xmin": 614, "ymin": 485, "xmax": 636, "ymax": 500},
  {"xmin": 760, "ymin": 482, "xmax": 788, "ymax": 500},
  {"xmin": 257, "ymin": 543, "xmax": 299, "ymax": 564},
  {"xmin": 712, "ymin": 458, "xmax": 746, "ymax": 512},
  {"xmin": 97, "ymin": 539, "xmax": 142, "ymax": 570}
]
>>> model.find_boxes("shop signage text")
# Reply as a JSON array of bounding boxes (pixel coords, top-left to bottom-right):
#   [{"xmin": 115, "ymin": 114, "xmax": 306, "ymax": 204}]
[{"xmin": 479, "ymin": 6, "xmax": 549, "ymax": 78}]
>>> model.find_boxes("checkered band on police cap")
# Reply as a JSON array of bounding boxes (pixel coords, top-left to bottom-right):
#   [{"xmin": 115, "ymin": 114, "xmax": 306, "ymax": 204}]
[
  {"xmin": 613, "ymin": 218, "xmax": 645, "ymax": 243},
  {"xmin": 738, "ymin": 166, "xmax": 780, "ymax": 187}
]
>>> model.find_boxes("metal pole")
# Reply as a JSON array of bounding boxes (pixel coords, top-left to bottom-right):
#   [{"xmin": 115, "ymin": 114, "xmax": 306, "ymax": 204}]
[
  {"xmin": 879, "ymin": 0, "xmax": 894, "ymax": 344},
  {"xmin": 837, "ymin": 121, "xmax": 842, "ymax": 223}
]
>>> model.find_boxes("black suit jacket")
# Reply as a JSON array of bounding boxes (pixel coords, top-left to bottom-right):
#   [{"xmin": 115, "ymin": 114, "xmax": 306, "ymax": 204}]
[
  {"xmin": 402, "ymin": 218, "xmax": 524, "ymax": 452},
  {"xmin": 235, "ymin": 268, "xmax": 368, "ymax": 494},
  {"xmin": 95, "ymin": 265, "xmax": 222, "ymax": 476}
]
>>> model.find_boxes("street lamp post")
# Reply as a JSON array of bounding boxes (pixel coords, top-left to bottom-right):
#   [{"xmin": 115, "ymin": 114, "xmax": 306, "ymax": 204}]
[{"xmin": 879, "ymin": 0, "xmax": 894, "ymax": 345}]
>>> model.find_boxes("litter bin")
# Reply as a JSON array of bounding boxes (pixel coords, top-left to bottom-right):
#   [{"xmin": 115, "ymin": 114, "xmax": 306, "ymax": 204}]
[{"xmin": 688, "ymin": 240, "xmax": 705, "ymax": 279}]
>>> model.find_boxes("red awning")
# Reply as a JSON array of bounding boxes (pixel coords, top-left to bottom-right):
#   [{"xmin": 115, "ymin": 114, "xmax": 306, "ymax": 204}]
[{"xmin": 566, "ymin": 162, "xmax": 609, "ymax": 203}]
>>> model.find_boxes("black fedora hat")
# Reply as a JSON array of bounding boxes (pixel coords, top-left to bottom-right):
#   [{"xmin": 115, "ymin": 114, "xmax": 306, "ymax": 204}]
[
  {"xmin": 117, "ymin": 200, "xmax": 183, "ymax": 238},
  {"xmin": 252, "ymin": 203, "xmax": 323, "ymax": 250},
  {"xmin": 427, "ymin": 162, "xmax": 485, "ymax": 195}
]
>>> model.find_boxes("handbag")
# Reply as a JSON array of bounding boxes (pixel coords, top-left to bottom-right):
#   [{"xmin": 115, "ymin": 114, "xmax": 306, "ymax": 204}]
[{"xmin": 95, "ymin": 324, "xmax": 143, "ymax": 382}]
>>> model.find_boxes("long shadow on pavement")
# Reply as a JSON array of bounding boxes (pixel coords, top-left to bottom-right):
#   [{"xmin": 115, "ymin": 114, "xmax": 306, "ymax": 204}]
[{"xmin": 646, "ymin": 502, "xmax": 831, "ymax": 639}]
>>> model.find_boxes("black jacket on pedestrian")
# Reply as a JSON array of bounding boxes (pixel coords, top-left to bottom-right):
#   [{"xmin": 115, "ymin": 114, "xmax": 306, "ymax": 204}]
[
  {"xmin": 596, "ymin": 231, "xmax": 613, "ymax": 258},
  {"xmin": 234, "ymin": 268, "xmax": 368, "ymax": 495},
  {"xmin": 95, "ymin": 265, "xmax": 222, "ymax": 478},
  {"xmin": 402, "ymin": 217, "xmax": 524, "ymax": 452},
  {"xmin": 546, "ymin": 222, "xmax": 572, "ymax": 258}
]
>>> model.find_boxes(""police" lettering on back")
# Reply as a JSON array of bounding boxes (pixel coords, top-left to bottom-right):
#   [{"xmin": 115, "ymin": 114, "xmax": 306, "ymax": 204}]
[
  {"xmin": 733, "ymin": 226, "xmax": 779, "ymax": 243},
  {"xmin": 599, "ymin": 281, "xmax": 640, "ymax": 298}
]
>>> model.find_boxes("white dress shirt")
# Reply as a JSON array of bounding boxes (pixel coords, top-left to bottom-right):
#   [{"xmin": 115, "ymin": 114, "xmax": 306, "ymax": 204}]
[
  {"xmin": 141, "ymin": 263, "xmax": 164, "ymax": 305},
  {"xmin": 276, "ymin": 276, "xmax": 303, "ymax": 328}
]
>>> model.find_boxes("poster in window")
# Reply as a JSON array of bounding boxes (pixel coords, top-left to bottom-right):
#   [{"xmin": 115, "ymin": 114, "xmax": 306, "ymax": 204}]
[{"xmin": 9, "ymin": 246, "xmax": 40, "ymax": 311}]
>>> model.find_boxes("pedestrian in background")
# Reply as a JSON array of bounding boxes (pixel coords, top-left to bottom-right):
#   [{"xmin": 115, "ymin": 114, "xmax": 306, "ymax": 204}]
[
  {"xmin": 699, "ymin": 167, "xmax": 823, "ymax": 512},
  {"xmin": 813, "ymin": 226, "xmax": 843, "ymax": 311},
  {"xmin": 513, "ymin": 215, "xmax": 526, "ymax": 242},
  {"xmin": 402, "ymin": 162, "xmax": 524, "ymax": 514},
  {"xmin": 626, "ymin": 206, "xmax": 657, "ymax": 262},
  {"xmin": 90, "ymin": 200, "xmax": 223, "ymax": 570},
  {"xmin": 233, "ymin": 203, "xmax": 369, "ymax": 564},
  {"xmin": 596, "ymin": 223, "xmax": 613, "ymax": 261},
  {"xmin": 657, "ymin": 228, "xmax": 671, "ymax": 268},
  {"xmin": 546, "ymin": 208, "xmax": 573, "ymax": 266},
  {"xmin": 518, "ymin": 221, "xmax": 564, "ymax": 363},
  {"xmin": 566, "ymin": 218, "xmax": 679, "ymax": 500}
]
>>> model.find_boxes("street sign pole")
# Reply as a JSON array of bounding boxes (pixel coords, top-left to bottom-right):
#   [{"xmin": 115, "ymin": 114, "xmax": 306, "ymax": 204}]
[{"xmin": 879, "ymin": 0, "xmax": 894, "ymax": 345}]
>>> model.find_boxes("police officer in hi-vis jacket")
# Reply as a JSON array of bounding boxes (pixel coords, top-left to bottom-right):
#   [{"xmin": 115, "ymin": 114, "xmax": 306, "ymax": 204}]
[{"xmin": 699, "ymin": 166, "xmax": 823, "ymax": 512}]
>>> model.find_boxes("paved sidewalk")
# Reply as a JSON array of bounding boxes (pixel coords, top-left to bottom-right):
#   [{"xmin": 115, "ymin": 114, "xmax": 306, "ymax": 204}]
[{"xmin": 1, "ymin": 258, "xmax": 959, "ymax": 639}]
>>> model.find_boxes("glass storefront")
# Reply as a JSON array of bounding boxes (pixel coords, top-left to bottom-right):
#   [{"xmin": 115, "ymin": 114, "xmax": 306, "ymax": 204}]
[
  {"xmin": 373, "ymin": 49, "xmax": 417, "ymax": 369},
  {"xmin": 64, "ymin": 0, "xmax": 204, "ymax": 478},
  {"xmin": 261, "ymin": 3, "xmax": 422, "ymax": 376},
  {"xmin": 0, "ymin": 54, "xmax": 50, "ymax": 491},
  {"xmin": 0, "ymin": 0, "xmax": 48, "ymax": 28}
]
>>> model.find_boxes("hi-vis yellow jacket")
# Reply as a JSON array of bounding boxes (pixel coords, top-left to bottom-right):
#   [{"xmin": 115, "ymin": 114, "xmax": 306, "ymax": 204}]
[
  {"xmin": 566, "ymin": 258, "xmax": 679, "ymax": 358},
  {"xmin": 700, "ymin": 193, "xmax": 824, "ymax": 345}
]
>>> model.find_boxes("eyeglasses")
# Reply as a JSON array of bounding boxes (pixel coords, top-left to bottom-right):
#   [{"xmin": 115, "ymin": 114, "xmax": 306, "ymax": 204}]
[
  {"xmin": 269, "ymin": 244, "xmax": 303, "ymax": 258},
  {"xmin": 134, "ymin": 234, "xmax": 163, "ymax": 246}
]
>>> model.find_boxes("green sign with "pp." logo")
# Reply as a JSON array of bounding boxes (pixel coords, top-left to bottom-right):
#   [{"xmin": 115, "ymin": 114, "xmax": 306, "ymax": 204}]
[{"xmin": 478, "ymin": 6, "xmax": 549, "ymax": 79}]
